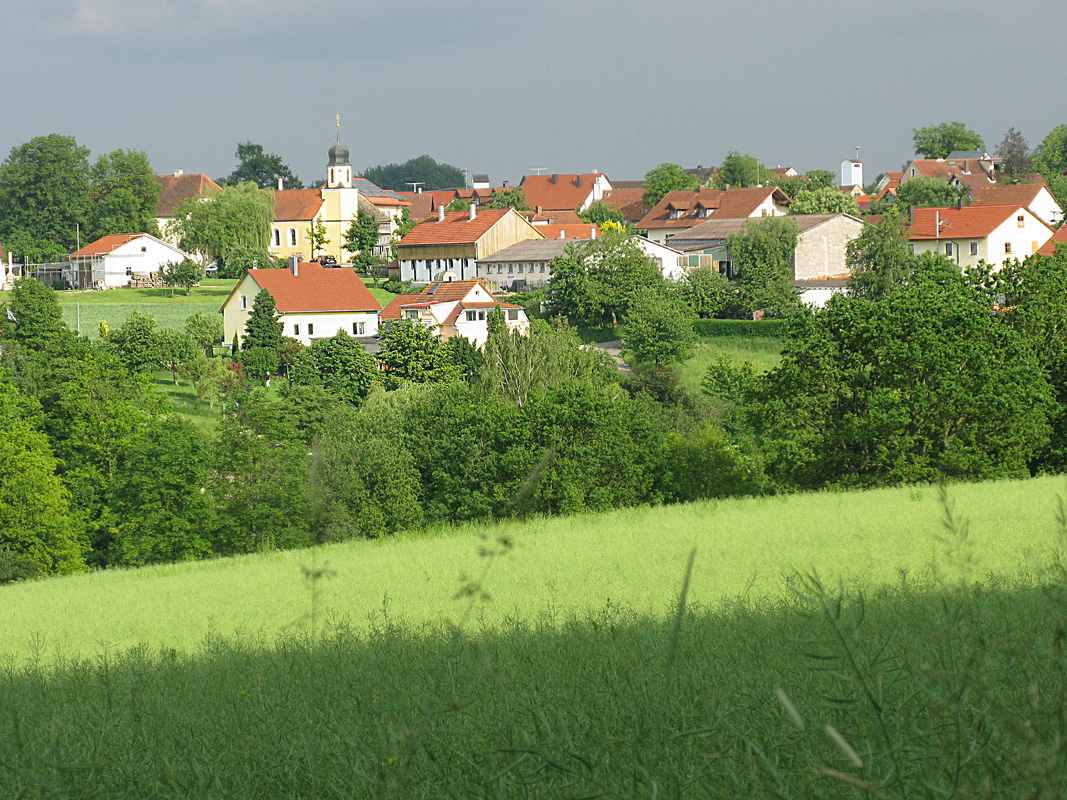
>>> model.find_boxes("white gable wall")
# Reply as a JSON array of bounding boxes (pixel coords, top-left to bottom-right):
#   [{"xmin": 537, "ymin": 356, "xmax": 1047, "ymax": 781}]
[{"xmin": 97, "ymin": 236, "xmax": 190, "ymax": 288}]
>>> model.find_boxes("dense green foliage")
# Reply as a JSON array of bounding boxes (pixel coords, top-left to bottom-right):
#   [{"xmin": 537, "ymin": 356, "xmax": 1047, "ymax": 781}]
[
  {"xmin": 623, "ymin": 286, "xmax": 696, "ymax": 365},
  {"xmin": 169, "ymin": 182, "xmax": 274, "ymax": 275},
  {"xmin": 790, "ymin": 185, "xmax": 859, "ymax": 215},
  {"xmin": 715, "ymin": 150, "xmax": 767, "ymax": 189},
  {"xmin": 219, "ymin": 141, "xmax": 303, "ymax": 189},
  {"xmin": 483, "ymin": 187, "xmax": 531, "ymax": 210},
  {"xmin": 577, "ymin": 200, "xmax": 625, "ymax": 227},
  {"xmin": 545, "ymin": 233, "xmax": 663, "ymax": 327},
  {"xmin": 343, "ymin": 208, "xmax": 380, "ymax": 266},
  {"xmin": 895, "ymin": 174, "xmax": 969, "ymax": 208},
  {"xmin": 362, "ymin": 154, "xmax": 465, "ymax": 191},
  {"xmin": 642, "ymin": 162, "xmax": 699, "ymax": 208},
  {"xmin": 912, "ymin": 121, "xmax": 984, "ymax": 158},
  {"xmin": 727, "ymin": 216, "xmax": 802, "ymax": 316}
]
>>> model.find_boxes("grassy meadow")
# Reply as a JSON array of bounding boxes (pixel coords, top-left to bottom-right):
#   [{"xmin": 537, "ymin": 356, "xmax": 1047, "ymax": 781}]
[
  {"xmin": 2, "ymin": 475, "xmax": 1064, "ymax": 664},
  {"xmin": 2, "ymin": 477, "xmax": 1067, "ymax": 796}
]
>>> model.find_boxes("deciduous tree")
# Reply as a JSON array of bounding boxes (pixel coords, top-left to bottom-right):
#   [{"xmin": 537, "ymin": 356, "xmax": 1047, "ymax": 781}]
[
  {"xmin": 716, "ymin": 151, "xmax": 767, "ymax": 189},
  {"xmin": 88, "ymin": 149, "xmax": 160, "ymax": 240},
  {"xmin": 912, "ymin": 122, "xmax": 984, "ymax": 159},
  {"xmin": 161, "ymin": 258, "xmax": 203, "ymax": 296},
  {"xmin": 169, "ymin": 181, "xmax": 274, "ymax": 274},
  {"xmin": 895, "ymin": 175, "xmax": 968, "ymax": 208},
  {"xmin": 0, "ymin": 134, "xmax": 92, "ymax": 261},
  {"xmin": 642, "ymin": 163, "xmax": 699, "ymax": 208},
  {"xmin": 220, "ymin": 141, "xmax": 303, "ymax": 189},
  {"xmin": 289, "ymin": 330, "xmax": 379, "ymax": 404},
  {"xmin": 362, "ymin": 155, "xmax": 465, "ymax": 191},
  {"xmin": 995, "ymin": 127, "xmax": 1031, "ymax": 179},
  {"xmin": 485, "ymin": 187, "xmax": 531, "ymax": 211},
  {"xmin": 623, "ymin": 286, "xmax": 695, "ymax": 365},
  {"xmin": 727, "ymin": 217, "xmax": 801, "ymax": 316},
  {"xmin": 790, "ymin": 186, "xmax": 859, "ymax": 215},
  {"xmin": 343, "ymin": 209, "xmax": 380, "ymax": 266},
  {"xmin": 377, "ymin": 319, "xmax": 461, "ymax": 388}
]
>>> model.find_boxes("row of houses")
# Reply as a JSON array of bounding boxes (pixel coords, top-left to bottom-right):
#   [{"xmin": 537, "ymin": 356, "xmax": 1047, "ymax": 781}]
[{"xmin": 220, "ymin": 259, "xmax": 528, "ymax": 349}]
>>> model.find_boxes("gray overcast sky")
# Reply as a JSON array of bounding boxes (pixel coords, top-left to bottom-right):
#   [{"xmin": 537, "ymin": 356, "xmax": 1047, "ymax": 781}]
[{"xmin": 2, "ymin": 0, "xmax": 1063, "ymax": 188}]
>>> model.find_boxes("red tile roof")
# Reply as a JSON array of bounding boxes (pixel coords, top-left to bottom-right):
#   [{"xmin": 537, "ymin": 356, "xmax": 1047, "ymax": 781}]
[
  {"xmin": 239, "ymin": 264, "xmax": 381, "ymax": 313},
  {"xmin": 404, "ymin": 280, "xmax": 486, "ymax": 304},
  {"xmin": 970, "ymin": 183, "xmax": 1048, "ymax": 209},
  {"xmin": 379, "ymin": 293, "xmax": 423, "ymax": 320},
  {"xmin": 70, "ymin": 233, "xmax": 157, "ymax": 257},
  {"xmin": 539, "ymin": 223, "xmax": 601, "ymax": 239},
  {"xmin": 397, "ymin": 208, "xmax": 532, "ymax": 247},
  {"xmin": 155, "ymin": 173, "xmax": 222, "ymax": 217},
  {"xmin": 639, "ymin": 187, "xmax": 790, "ymax": 230},
  {"xmin": 397, "ymin": 190, "xmax": 460, "ymax": 221},
  {"xmin": 907, "ymin": 204, "xmax": 1023, "ymax": 240},
  {"xmin": 1037, "ymin": 225, "xmax": 1067, "ymax": 256},
  {"xmin": 274, "ymin": 189, "xmax": 324, "ymax": 221},
  {"xmin": 601, "ymin": 187, "xmax": 648, "ymax": 222},
  {"xmin": 519, "ymin": 173, "xmax": 605, "ymax": 211}
]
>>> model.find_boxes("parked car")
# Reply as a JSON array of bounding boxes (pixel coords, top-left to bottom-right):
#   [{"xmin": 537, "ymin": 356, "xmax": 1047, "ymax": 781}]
[{"xmin": 313, "ymin": 255, "xmax": 338, "ymax": 266}]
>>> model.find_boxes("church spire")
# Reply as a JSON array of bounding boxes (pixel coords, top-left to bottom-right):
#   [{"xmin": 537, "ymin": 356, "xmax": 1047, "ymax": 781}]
[{"xmin": 326, "ymin": 114, "xmax": 352, "ymax": 188}]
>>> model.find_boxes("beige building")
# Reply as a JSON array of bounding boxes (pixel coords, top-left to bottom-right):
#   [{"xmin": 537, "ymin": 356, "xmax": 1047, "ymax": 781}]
[{"xmin": 396, "ymin": 206, "xmax": 544, "ymax": 284}]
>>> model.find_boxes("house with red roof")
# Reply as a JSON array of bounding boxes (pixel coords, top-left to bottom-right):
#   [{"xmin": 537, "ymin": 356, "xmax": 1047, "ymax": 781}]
[
  {"xmin": 1036, "ymin": 224, "xmax": 1067, "ymax": 256},
  {"xmin": 67, "ymin": 233, "xmax": 192, "ymax": 289},
  {"xmin": 155, "ymin": 171, "xmax": 223, "ymax": 243},
  {"xmin": 900, "ymin": 153, "xmax": 1000, "ymax": 194},
  {"xmin": 638, "ymin": 186, "xmax": 791, "ymax": 244},
  {"xmin": 392, "ymin": 279, "xmax": 527, "ymax": 348},
  {"xmin": 907, "ymin": 204, "xmax": 1054, "ymax": 268},
  {"xmin": 970, "ymin": 183, "xmax": 1063, "ymax": 227},
  {"xmin": 220, "ymin": 259, "xmax": 382, "ymax": 347},
  {"xmin": 518, "ymin": 173, "xmax": 613, "ymax": 212},
  {"xmin": 395, "ymin": 206, "xmax": 544, "ymax": 284}
]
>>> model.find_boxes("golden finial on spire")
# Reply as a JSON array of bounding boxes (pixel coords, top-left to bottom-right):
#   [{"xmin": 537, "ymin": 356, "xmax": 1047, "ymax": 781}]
[{"xmin": 336, "ymin": 113, "xmax": 341, "ymax": 129}]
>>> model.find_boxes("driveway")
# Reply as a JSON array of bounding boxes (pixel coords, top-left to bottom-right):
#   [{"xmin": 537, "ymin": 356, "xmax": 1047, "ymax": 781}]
[{"xmin": 592, "ymin": 339, "xmax": 634, "ymax": 376}]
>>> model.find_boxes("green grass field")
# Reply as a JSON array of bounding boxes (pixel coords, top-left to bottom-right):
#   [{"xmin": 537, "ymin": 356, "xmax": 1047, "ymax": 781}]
[
  {"xmin": 2, "ymin": 477, "xmax": 1066, "ymax": 796},
  {"xmin": 3, "ymin": 474, "xmax": 1064, "ymax": 664},
  {"xmin": 625, "ymin": 334, "xmax": 783, "ymax": 392}
]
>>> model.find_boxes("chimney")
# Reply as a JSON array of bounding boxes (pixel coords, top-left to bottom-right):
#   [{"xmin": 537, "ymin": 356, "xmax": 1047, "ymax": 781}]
[
  {"xmin": 957, "ymin": 197, "xmax": 964, "ymax": 210},
  {"xmin": 289, "ymin": 255, "xmax": 299, "ymax": 276},
  {"xmin": 469, "ymin": 203, "xmax": 477, "ymax": 221},
  {"xmin": 438, "ymin": 205, "xmax": 445, "ymax": 223},
  {"xmin": 559, "ymin": 229, "xmax": 565, "ymax": 239},
  {"xmin": 277, "ymin": 177, "xmax": 284, "ymax": 190},
  {"xmin": 417, "ymin": 186, "xmax": 423, "ymax": 193},
  {"xmin": 173, "ymin": 169, "xmax": 183, "ymax": 177},
  {"xmin": 590, "ymin": 227, "xmax": 597, "ymax": 239},
  {"xmin": 908, "ymin": 205, "xmax": 916, "ymax": 226},
  {"xmin": 503, "ymin": 180, "xmax": 509, "ymax": 188},
  {"xmin": 724, "ymin": 183, "xmax": 730, "ymax": 191},
  {"xmin": 550, "ymin": 173, "xmax": 558, "ymax": 184},
  {"xmin": 577, "ymin": 174, "xmax": 583, "ymax": 187},
  {"xmin": 536, "ymin": 205, "xmax": 543, "ymax": 216}
]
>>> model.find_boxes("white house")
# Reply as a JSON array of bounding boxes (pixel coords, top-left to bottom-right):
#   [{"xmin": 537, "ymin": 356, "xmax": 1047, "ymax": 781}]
[
  {"xmin": 907, "ymin": 204, "xmax": 1054, "ymax": 268},
  {"xmin": 381, "ymin": 279, "xmax": 527, "ymax": 348},
  {"xmin": 969, "ymin": 183, "xmax": 1064, "ymax": 227},
  {"xmin": 220, "ymin": 259, "xmax": 382, "ymax": 347},
  {"xmin": 67, "ymin": 233, "xmax": 192, "ymax": 289}
]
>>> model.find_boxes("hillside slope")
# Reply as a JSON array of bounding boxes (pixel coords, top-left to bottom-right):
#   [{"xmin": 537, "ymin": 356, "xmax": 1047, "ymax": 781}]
[{"xmin": 2, "ymin": 475, "xmax": 1064, "ymax": 663}]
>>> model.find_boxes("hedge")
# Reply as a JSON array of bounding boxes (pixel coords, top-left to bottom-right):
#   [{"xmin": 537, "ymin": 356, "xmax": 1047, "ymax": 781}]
[{"xmin": 692, "ymin": 318, "xmax": 790, "ymax": 338}]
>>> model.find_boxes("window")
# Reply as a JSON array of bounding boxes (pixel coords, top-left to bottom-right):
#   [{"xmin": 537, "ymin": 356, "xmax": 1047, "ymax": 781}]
[
  {"xmin": 405, "ymin": 310, "xmax": 418, "ymax": 320},
  {"xmin": 1005, "ymin": 242, "xmax": 1012, "ymax": 255},
  {"xmin": 970, "ymin": 241, "xmax": 978, "ymax": 256},
  {"xmin": 294, "ymin": 323, "xmax": 300, "ymax": 336},
  {"xmin": 466, "ymin": 310, "xmax": 477, "ymax": 321},
  {"xmin": 507, "ymin": 309, "xmax": 519, "ymax": 321},
  {"xmin": 539, "ymin": 264, "xmax": 545, "ymax": 273},
  {"xmin": 288, "ymin": 228, "xmax": 297, "ymax": 246},
  {"xmin": 307, "ymin": 323, "xmax": 314, "ymax": 336},
  {"xmin": 478, "ymin": 310, "xmax": 486, "ymax": 321},
  {"xmin": 945, "ymin": 242, "xmax": 953, "ymax": 255},
  {"xmin": 273, "ymin": 228, "xmax": 280, "ymax": 247},
  {"xmin": 352, "ymin": 322, "xmax": 365, "ymax": 335},
  {"xmin": 908, "ymin": 244, "xmax": 915, "ymax": 254},
  {"xmin": 241, "ymin": 296, "xmax": 247, "ymax": 310},
  {"xmin": 1018, "ymin": 215, "xmax": 1025, "ymax": 228},
  {"xmin": 518, "ymin": 264, "xmax": 524, "ymax": 273},
  {"xmin": 508, "ymin": 264, "xmax": 513, "ymax": 273},
  {"xmin": 910, "ymin": 168, "xmax": 916, "ymax": 177}
]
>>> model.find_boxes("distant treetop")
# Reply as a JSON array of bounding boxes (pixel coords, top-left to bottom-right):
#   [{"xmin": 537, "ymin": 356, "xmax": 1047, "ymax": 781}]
[{"xmin": 362, "ymin": 155, "xmax": 465, "ymax": 192}]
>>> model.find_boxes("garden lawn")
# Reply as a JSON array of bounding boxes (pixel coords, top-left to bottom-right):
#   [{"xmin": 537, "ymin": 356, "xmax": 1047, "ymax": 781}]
[
  {"xmin": 1, "ymin": 474, "xmax": 1064, "ymax": 665},
  {"xmin": 14, "ymin": 279, "xmax": 241, "ymax": 338}
]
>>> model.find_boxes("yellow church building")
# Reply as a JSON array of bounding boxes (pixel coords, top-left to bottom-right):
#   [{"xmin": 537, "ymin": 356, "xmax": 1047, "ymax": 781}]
[{"xmin": 268, "ymin": 127, "xmax": 410, "ymax": 264}]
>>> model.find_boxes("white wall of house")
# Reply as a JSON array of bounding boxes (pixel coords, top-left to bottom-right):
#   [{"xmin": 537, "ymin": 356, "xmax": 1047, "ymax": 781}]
[
  {"xmin": 911, "ymin": 207, "xmax": 1052, "ymax": 270},
  {"xmin": 399, "ymin": 257, "xmax": 479, "ymax": 283},
  {"xmin": 280, "ymin": 311, "xmax": 379, "ymax": 346},
  {"xmin": 1028, "ymin": 187, "xmax": 1064, "ymax": 227},
  {"xmin": 76, "ymin": 236, "xmax": 189, "ymax": 288},
  {"xmin": 221, "ymin": 273, "xmax": 260, "ymax": 347},
  {"xmin": 446, "ymin": 308, "xmax": 528, "ymax": 348},
  {"xmin": 798, "ymin": 285, "xmax": 847, "ymax": 308}
]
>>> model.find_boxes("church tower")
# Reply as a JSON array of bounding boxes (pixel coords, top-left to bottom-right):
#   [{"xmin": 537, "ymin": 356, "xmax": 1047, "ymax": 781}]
[{"xmin": 327, "ymin": 115, "xmax": 352, "ymax": 189}]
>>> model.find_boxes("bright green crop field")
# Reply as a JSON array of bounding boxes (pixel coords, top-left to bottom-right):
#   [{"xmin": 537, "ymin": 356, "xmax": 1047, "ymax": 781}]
[
  {"xmin": 3, "ymin": 475, "xmax": 1064, "ymax": 665},
  {"xmin": 3, "ymin": 477, "xmax": 1067, "ymax": 797}
]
